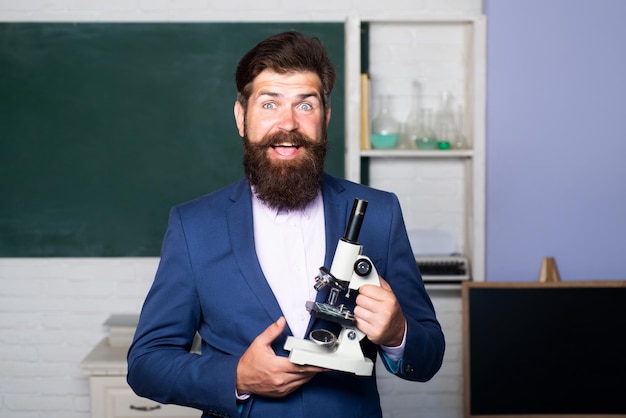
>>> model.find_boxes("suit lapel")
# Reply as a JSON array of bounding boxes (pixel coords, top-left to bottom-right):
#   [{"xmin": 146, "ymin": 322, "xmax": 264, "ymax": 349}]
[
  {"xmin": 321, "ymin": 175, "xmax": 351, "ymax": 295},
  {"xmin": 226, "ymin": 180, "xmax": 285, "ymax": 325}
]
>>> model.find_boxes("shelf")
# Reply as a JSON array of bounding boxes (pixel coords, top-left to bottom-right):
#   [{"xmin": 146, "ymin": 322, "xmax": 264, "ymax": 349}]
[
  {"xmin": 351, "ymin": 14, "xmax": 484, "ymax": 24},
  {"xmin": 425, "ymin": 283, "xmax": 463, "ymax": 292},
  {"xmin": 361, "ymin": 149, "xmax": 473, "ymax": 158},
  {"xmin": 80, "ymin": 338, "xmax": 129, "ymax": 376},
  {"xmin": 344, "ymin": 15, "xmax": 486, "ymax": 282}
]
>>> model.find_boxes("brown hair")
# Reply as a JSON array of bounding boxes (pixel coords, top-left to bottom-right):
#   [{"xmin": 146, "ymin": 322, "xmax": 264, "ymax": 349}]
[{"xmin": 235, "ymin": 31, "xmax": 336, "ymax": 112}]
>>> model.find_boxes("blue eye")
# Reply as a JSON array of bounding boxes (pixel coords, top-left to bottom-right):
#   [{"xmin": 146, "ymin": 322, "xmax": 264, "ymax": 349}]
[
  {"xmin": 299, "ymin": 103, "xmax": 313, "ymax": 111},
  {"xmin": 263, "ymin": 102, "xmax": 277, "ymax": 110}
]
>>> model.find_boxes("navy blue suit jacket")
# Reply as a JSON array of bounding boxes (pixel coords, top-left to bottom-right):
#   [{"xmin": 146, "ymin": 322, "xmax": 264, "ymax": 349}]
[{"xmin": 127, "ymin": 174, "xmax": 444, "ymax": 418}]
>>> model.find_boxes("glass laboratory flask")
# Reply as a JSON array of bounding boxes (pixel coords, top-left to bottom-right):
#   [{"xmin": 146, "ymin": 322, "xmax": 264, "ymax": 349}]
[
  {"xmin": 403, "ymin": 81, "xmax": 422, "ymax": 150},
  {"xmin": 371, "ymin": 95, "xmax": 400, "ymax": 149},
  {"xmin": 414, "ymin": 108, "xmax": 437, "ymax": 150},
  {"xmin": 434, "ymin": 91, "xmax": 457, "ymax": 150},
  {"xmin": 452, "ymin": 104, "xmax": 468, "ymax": 149}
]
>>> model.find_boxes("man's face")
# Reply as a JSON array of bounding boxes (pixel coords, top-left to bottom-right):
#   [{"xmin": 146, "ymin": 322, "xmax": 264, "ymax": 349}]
[
  {"xmin": 235, "ymin": 70, "xmax": 329, "ymax": 153},
  {"xmin": 234, "ymin": 70, "xmax": 331, "ymax": 210}
]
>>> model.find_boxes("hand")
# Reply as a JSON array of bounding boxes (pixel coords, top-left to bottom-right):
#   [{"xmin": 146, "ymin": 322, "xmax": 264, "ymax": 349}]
[
  {"xmin": 354, "ymin": 277, "xmax": 406, "ymax": 347},
  {"xmin": 236, "ymin": 317, "xmax": 324, "ymax": 398}
]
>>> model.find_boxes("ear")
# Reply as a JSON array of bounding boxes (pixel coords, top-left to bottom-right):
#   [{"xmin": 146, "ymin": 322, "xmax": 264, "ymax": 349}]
[
  {"xmin": 234, "ymin": 101, "xmax": 245, "ymax": 137},
  {"xmin": 325, "ymin": 107, "xmax": 332, "ymax": 127}
]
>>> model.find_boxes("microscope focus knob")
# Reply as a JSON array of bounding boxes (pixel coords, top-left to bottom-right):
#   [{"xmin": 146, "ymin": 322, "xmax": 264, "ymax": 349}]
[{"xmin": 354, "ymin": 258, "xmax": 372, "ymax": 277}]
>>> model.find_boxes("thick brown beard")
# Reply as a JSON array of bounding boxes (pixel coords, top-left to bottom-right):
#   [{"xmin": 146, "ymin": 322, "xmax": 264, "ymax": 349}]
[{"xmin": 243, "ymin": 130, "xmax": 327, "ymax": 211}]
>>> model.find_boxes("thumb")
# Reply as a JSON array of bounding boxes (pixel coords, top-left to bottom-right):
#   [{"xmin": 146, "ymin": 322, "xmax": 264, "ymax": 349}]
[
  {"xmin": 256, "ymin": 316, "xmax": 287, "ymax": 346},
  {"xmin": 378, "ymin": 276, "xmax": 391, "ymax": 290}
]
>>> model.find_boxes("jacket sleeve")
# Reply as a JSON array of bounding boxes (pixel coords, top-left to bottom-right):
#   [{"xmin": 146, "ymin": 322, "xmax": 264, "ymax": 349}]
[
  {"xmin": 126, "ymin": 207, "xmax": 239, "ymax": 418},
  {"xmin": 371, "ymin": 193, "xmax": 446, "ymax": 382}
]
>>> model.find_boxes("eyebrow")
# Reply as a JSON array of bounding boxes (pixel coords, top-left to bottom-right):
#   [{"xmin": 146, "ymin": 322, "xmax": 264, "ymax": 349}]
[{"xmin": 257, "ymin": 91, "xmax": 321, "ymax": 101}]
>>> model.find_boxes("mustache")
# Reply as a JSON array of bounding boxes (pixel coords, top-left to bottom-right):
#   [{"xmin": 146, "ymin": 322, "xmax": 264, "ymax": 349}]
[{"xmin": 253, "ymin": 130, "xmax": 317, "ymax": 149}]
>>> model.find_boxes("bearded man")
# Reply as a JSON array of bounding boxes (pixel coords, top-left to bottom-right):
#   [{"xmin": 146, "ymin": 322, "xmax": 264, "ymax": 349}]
[{"xmin": 127, "ymin": 31, "xmax": 444, "ymax": 418}]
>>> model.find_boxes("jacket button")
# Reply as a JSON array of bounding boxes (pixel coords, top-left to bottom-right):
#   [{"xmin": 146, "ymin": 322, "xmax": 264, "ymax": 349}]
[{"xmin": 404, "ymin": 364, "xmax": 414, "ymax": 374}]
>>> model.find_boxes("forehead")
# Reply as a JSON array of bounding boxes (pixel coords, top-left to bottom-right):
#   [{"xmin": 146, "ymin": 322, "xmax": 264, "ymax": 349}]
[{"xmin": 250, "ymin": 70, "xmax": 322, "ymax": 97}]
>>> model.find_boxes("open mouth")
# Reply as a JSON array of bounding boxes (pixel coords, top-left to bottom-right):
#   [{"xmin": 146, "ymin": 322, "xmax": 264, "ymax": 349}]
[
  {"xmin": 271, "ymin": 143, "xmax": 301, "ymax": 149},
  {"xmin": 271, "ymin": 143, "xmax": 301, "ymax": 157}
]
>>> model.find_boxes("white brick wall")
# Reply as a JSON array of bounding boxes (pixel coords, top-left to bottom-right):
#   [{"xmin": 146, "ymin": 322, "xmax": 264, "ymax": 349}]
[
  {"xmin": 369, "ymin": 22, "xmax": 468, "ymax": 119},
  {"xmin": 0, "ymin": 258, "xmax": 159, "ymax": 418},
  {"xmin": 369, "ymin": 159, "xmax": 466, "ymax": 255},
  {"xmin": 0, "ymin": 0, "xmax": 480, "ymax": 21},
  {"xmin": 378, "ymin": 289, "xmax": 463, "ymax": 418},
  {"xmin": 0, "ymin": 1, "xmax": 480, "ymax": 416}
]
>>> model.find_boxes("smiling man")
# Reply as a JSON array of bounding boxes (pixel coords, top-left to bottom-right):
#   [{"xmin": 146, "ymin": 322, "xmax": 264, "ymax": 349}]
[
  {"xmin": 127, "ymin": 31, "xmax": 444, "ymax": 418},
  {"xmin": 236, "ymin": 70, "xmax": 329, "ymax": 210}
]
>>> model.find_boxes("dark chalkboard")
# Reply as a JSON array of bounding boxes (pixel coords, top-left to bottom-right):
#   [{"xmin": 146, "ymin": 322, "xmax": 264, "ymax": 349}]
[
  {"xmin": 462, "ymin": 281, "xmax": 626, "ymax": 418},
  {"xmin": 0, "ymin": 23, "xmax": 345, "ymax": 256}
]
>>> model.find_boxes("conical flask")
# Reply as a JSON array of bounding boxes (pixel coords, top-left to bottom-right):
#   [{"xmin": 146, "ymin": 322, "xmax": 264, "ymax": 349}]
[
  {"xmin": 452, "ymin": 104, "xmax": 468, "ymax": 150},
  {"xmin": 434, "ymin": 91, "xmax": 457, "ymax": 150},
  {"xmin": 402, "ymin": 81, "xmax": 422, "ymax": 150},
  {"xmin": 371, "ymin": 95, "xmax": 400, "ymax": 149},
  {"xmin": 414, "ymin": 108, "xmax": 437, "ymax": 150}
]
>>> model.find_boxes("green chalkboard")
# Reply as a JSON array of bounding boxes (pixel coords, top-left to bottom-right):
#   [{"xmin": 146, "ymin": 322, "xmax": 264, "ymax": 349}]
[{"xmin": 0, "ymin": 23, "xmax": 345, "ymax": 257}]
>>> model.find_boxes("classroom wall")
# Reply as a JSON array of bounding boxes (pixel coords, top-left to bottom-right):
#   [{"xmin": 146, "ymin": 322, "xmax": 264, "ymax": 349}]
[
  {"xmin": 485, "ymin": 0, "xmax": 626, "ymax": 281},
  {"xmin": 0, "ymin": 1, "xmax": 480, "ymax": 417},
  {"xmin": 5, "ymin": 0, "xmax": 624, "ymax": 416}
]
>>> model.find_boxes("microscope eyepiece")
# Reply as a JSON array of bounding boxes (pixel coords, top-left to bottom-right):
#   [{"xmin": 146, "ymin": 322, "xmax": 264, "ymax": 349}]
[{"xmin": 343, "ymin": 199, "xmax": 368, "ymax": 244}]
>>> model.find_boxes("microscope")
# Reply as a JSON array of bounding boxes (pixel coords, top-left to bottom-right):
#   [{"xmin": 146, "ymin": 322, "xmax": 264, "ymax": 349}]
[{"xmin": 284, "ymin": 198, "xmax": 380, "ymax": 376}]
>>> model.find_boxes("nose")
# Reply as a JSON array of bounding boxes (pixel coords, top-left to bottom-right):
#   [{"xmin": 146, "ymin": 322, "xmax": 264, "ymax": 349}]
[{"xmin": 277, "ymin": 107, "xmax": 299, "ymax": 132}]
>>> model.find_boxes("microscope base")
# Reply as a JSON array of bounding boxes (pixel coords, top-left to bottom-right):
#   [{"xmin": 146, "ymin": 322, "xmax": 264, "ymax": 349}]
[{"xmin": 284, "ymin": 331, "xmax": 374, "ymax": 376}]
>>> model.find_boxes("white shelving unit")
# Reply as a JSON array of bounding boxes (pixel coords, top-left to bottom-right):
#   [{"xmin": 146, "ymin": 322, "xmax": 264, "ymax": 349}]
[{"xmin": 344, "ymin": 14, "xmax": 486, "ymax": 281}]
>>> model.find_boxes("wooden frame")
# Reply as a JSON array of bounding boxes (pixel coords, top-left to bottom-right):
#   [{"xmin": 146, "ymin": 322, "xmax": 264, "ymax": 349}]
[{"xmin": 462, "ymin": 281, "xmax": 626, "ymax": 418}]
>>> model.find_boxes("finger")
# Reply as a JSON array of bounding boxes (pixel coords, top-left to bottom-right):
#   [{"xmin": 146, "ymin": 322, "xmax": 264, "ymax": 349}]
[
  {"xmin": 255, "ymin": 316, "xmax": 286, "ymax": 346},
  {"xmin": 358, "ymin": 284, "xmax": 390, "ymax": 303},
  {"xmin": 285, "ymin": 363, "xmax": 327, "ymax": 374},
  {"xmin": 355, "ymin": 293, "xmax": 376, "ymax": 313},
  {"xmin": 378, "ymin": 276, "xmax": 391, "ymax": 290}
]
